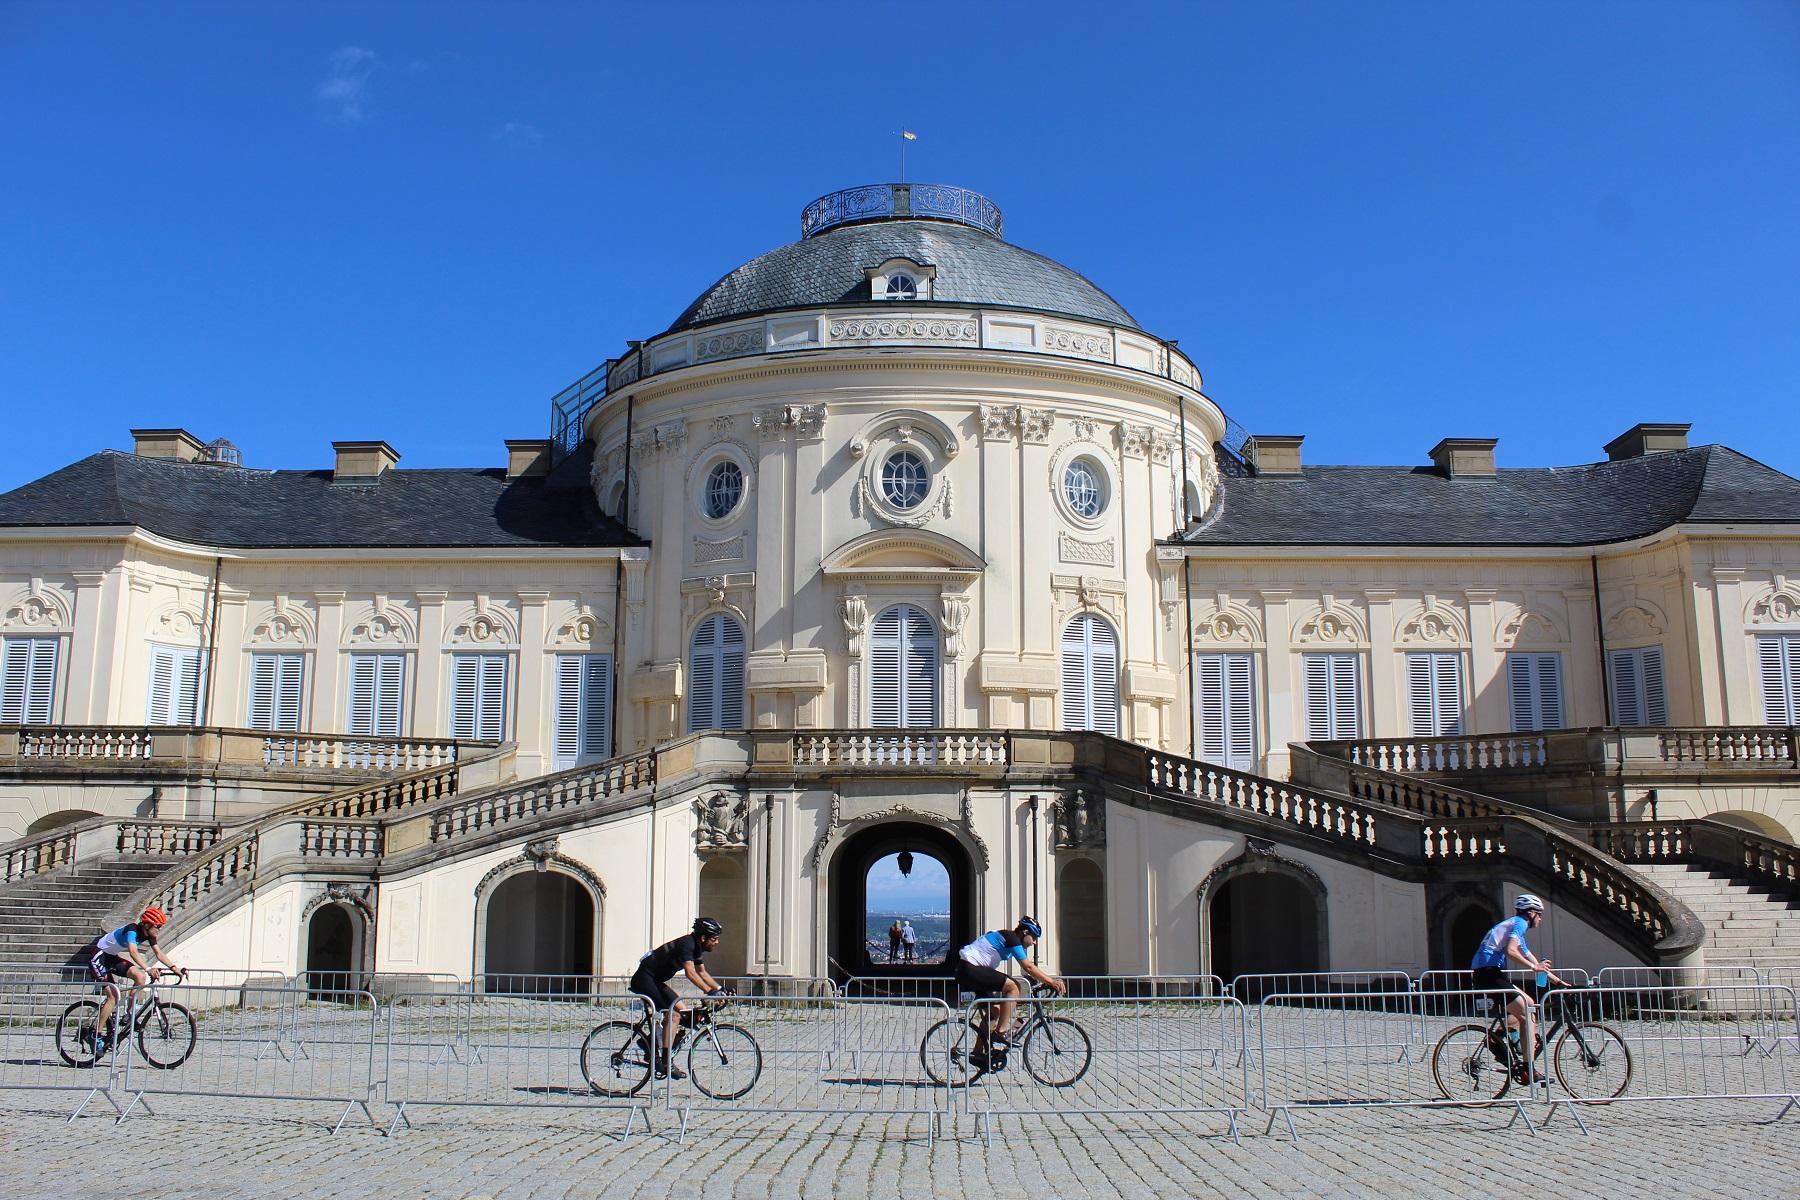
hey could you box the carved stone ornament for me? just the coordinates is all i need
[693,791,748,850]
[524,837,560,871]
[1149,431,1178,466]
[1398,604,1465,645]
[753,404,826,441]
[694,533,746,564]
[1498,609,1560,647]
[2,586,69,630]
[711,415,737,438]
[1296,604,1364,645]
[1058,532,1115,567]
[1196,835,1325,899]
[153,607,202,640]
[1022,410,1054,444]
[840,584,869,656]
[1607,603,1664,642]
[980,404,1021,441]
[940,593,970,659]
[705,575,728,607]
[1054,790,1106,849]
[1118,424,1153,460]
[1748,579,1800,626]
[808,794,991,871]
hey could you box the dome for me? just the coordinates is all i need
[666,184,1140,334]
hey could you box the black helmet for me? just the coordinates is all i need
[693,917,723,937]
[1016,915,1043,939]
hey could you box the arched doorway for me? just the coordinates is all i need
[482,869,596,995]
[697,857,748,978]
[829,821,973,984]
[1057,857,1107,977]
[1436,896,1499,972]
[1206,869,1323,989]
[305,902,360,995]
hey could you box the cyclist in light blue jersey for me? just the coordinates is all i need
[955,916,1066,1068]
[1471,893,1569,1082]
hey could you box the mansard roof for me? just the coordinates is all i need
[1176,445,1800,548]
[0,448,639,550]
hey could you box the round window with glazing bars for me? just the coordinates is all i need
[881,450,930,510]
[704,460,744,519]
[886,274,917,300]
[1063,457,1106,519]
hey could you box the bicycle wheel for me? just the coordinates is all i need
[920,1013,984,1086]
[580,1020,653,1097]
[1430,1023,1511,1102]
[1021,1016,1092,1087]
[687,1023,761,1100]
[55,1000,103,1069]
[1552,1022,1632,1102]
[136,1002,196,1069]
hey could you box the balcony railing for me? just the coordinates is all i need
[1311,726,1800,775]
[1,724,487,775]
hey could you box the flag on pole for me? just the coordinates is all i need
[901,130,918,141]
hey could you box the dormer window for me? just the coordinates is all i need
[866,256,937,302]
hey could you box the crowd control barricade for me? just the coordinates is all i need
[1415,968,1594,1019]
[961,994,1249,1146]
[1233,972,1420,1064]
[667,993,949,1144]
[1064,974,1226,1000]
[0,978,132,1119]
[1533,983,1800,1132]
[113,982,382,1132]
[383,988,656,1138]
[1258,987,1543,1139]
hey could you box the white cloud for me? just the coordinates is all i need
[497,121,544,148]
[318,47,379,123]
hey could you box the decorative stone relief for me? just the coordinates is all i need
[2,584,71,631]
[448,599,520,645]
[1070,416,1100,442]
[828,316,977,342]
[853,474,952,527]
[1294,601,1367,645]
[1497,608,1562,647]
[1041,326,1112,359]
[940,592,970,659]
[752,403,826,441]
[1149,431,1178,466]
[1196,836,1324,899]
[979,404,1021,441]
[1193,603,1264,645]
[1748,578,1800,625]
[1058,532,1116,567]
[694,328,761,362]
[1397,599,1469,646]
[150,605,203,641]
[345,598,417,645]
[1118,423,1153,460]
[711,415,738,438]
[247,598,316,645]
[693,791,748,850]
[808,794,991,871]
[1021,410,1054,444]
[840,584,868,656]
[1606,602,1665,642]
[632,419,688,458]
[549,608,609,650]
[694,533,747,564]
[1053,790,1105,849]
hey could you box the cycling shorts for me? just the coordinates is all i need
[1472,966,1524,1011]
[955,958,1011,1000]
[629,967,679,1012]
[88,949,134,984]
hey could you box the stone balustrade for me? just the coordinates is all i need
[1312,725,1800,775]
[0,723,485,775]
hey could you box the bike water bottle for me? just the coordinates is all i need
[1535,969,1549,992]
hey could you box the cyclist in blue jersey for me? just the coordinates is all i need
[955,916,1066,1068]
[85,907,186,1053]
[1471,894,1569,1082]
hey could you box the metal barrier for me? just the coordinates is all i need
[839,975,955,1003]
[1258,988,1544,1138]
[1066,974,1226,999]
[383,989,657,1137]
[0,979,131,1119]
[668,994,950,1144]
[962,994,1249,1145]
[1535,983,1800,1132]
[1415,967,1594,1018]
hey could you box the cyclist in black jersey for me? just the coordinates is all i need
[631,917,729,1079]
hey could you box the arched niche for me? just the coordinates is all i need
[472,845,605,995]
[1197,838,1328,990]
[1057,856,1107,977]
[697,856,749,978]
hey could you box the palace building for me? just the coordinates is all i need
[2,182,1797,988]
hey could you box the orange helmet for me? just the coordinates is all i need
[139,907,169,928]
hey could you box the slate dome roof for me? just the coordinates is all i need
[667,184,1140,334]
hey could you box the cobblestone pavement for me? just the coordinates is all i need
[0,1093,1795,1200]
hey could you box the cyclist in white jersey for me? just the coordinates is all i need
[955,916,1066,1067]
[87,907,186,1052]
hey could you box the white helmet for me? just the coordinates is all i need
[1515,893,1545,913]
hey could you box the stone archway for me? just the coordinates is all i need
[1198,838,1328,990]
[305,903,359,994]
[1057,856,1107,976]
[697,857,749,978]
[827,820,974,984]
[474,846,603,995]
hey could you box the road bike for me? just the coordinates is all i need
[56,968,196,1070]
[920,983,1092,1087]
[1431,983,1631,1102]
[580,995,762,1100]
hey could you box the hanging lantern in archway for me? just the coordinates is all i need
[897,848,914,879]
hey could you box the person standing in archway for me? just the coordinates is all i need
[888,918,903,964]
[901,919,917,963]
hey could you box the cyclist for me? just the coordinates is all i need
[1471,893,1570,1083]
[630,917,730,1079]
[955,916,1066,1068]
[86,907,186,1053]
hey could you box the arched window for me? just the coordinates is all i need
[869,604,938,727]
[880,451,930,510]
[885,274,917,300]
[703,460,744,520]
[1060,613,1119,736]
[687,613,746,732]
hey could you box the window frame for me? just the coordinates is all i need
[1506,651,1564,733]
[246,651,307,733]
[687,613,747,733]
[867,603,939,728]
[1060,612,1121,736]
[1301,651,1363,742]
[879,449,931,512]
[1194,651,1257,770]
[553,652,613,769]
[1607,645,1668,727]
[0,635,59,725]
[449,652,510,742]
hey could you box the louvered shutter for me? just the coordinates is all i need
[687,614,744,732]
[247,653,305,732]
[450,653,508,741]
[901,607,939,727]
[1608,647,1667,727]
[1196,652,1256,769]
[1761,635,1800,725]
[450,655,477,739]
[347,654,376,735]
[869,608,902,728]
[478,654,507,740]
[554,655,583,769]
[1060,613,1119,735]
[1407,652,1464,737]
[1507,652,1564,732]
[1,637,58,725]
[146,644,201,726]
[348,653,406,737]
[1302,652,1361,741]
[554,653,614,768]
[583,654,612,759]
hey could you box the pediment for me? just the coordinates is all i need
[821,528,985,579]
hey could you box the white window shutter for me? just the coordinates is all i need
[1407,652,1463,737]
[1196,652,1256,770]
[687,614,744,732]
[1,637,58,725]
[554,655,583,769]
[1537,653,1564,730]
[1641,647,1667,725]
[902,606,939,727]
[869,605,938,729]
[478,654,507,740]
[146,645,200,726]
[869,608,902,728]
[347,654,376,735]
[450,656,477,740]
[274,654,304,731]
[1507,652,1564,733]
[1329,653,1361,739]
[1406,653,1435,736]
[450,653,508,741]
[1061,620,1091,732]
[718,619,745,729]
[1761,635,1800,725]
[1302,654,1329,741]
[350,653,406,737]
[583,654,612,760]
[1609,647,1666,727]
[248,655,277,730]
[1224,653,1255,769]
[1089,618,1119,736]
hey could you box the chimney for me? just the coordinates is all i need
[505,438,552,479]
[1429,437,1498,478]
[1246,434,1304,476]
[131,428,206,461]
[1604,423,1691,461]
[332,440,400,483]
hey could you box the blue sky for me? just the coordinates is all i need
[3,2,1797,493]
[865,852,950,913]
